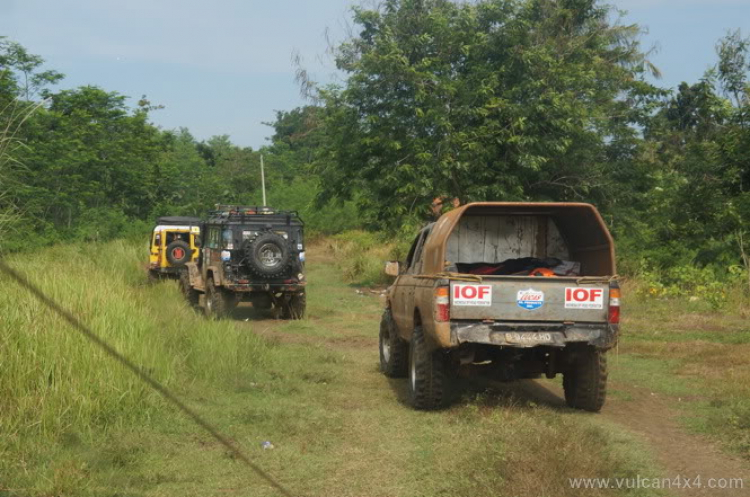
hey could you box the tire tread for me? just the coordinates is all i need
[563,347,607,412]
[409,325,446,410]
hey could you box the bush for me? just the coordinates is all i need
[324,230,394,286]
[625,260,749,310]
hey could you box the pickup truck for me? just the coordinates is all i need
[379,202,620,412]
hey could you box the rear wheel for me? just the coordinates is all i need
[408,325,447,410]
[289,293,306,319]
[280,293,306,319]
[205,279,235,319]
[379,308,408,377]
[563,347,608,412]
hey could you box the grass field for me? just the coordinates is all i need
[1,240,748,496]
[615,291,750,459]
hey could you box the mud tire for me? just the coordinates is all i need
[205,279,235,319]
[281,293,306,320]
[408,325,447,410]
[179,271,200,310]
[379,308,408,377]
[563,347,607,412]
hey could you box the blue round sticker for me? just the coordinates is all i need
[517,289,544,310]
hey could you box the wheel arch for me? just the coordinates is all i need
[415,305,443,351]
[205,266,222,286]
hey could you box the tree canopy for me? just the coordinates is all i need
[316,0,662,227]
[1,1,750,285]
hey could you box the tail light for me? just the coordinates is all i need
[435,286,450,322]
[608,284,621,325]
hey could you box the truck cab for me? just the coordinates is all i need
[379,202,619,412]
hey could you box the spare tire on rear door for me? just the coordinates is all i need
[166,240,191,265]
[244,232,291,278]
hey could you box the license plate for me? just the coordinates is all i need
[504,332,553,344]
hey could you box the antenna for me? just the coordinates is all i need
[260,154,267,206]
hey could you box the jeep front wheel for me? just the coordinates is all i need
[563,346,608,412]
[408,325,447,410]
[179,271,200,310]
[379,308,408,377]
[205,279,234,319]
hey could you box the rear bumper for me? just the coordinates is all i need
[223,283,305,293]
[451,321,618,350]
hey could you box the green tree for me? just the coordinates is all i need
[0,37,63,102]
[13,86,164,242]
[0,38,63,249]
[316,0,661,229]
[635,30,750,274]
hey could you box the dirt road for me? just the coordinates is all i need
[240,251,750,497]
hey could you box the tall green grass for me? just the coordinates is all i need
[321,230,410,286]
[0,240,271,476]
[0,237,674,496]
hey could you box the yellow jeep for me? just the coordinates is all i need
[148,216,202,281]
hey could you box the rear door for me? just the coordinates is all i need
[449,277,609,323]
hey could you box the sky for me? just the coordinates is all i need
[1,0,749,149]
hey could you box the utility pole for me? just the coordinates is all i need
[260,154,267,206]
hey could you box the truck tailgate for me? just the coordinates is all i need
[449,277,610,323]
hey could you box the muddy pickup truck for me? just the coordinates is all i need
[379,202,620,412]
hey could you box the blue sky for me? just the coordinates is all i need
[1,0,748,149]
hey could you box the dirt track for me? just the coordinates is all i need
[256,306,749,496]
[603,385,749,496]
[245,249,750,497]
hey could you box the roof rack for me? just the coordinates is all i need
[207,205,304,225]
[156,216,202,226]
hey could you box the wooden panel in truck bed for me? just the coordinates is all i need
[446,215,569,263]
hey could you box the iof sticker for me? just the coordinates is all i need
[565,287,604,309]
[453,284,492,306]
[517,288,544,310]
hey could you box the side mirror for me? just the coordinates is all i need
[385,261,400,277]
[194,238,202,248]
